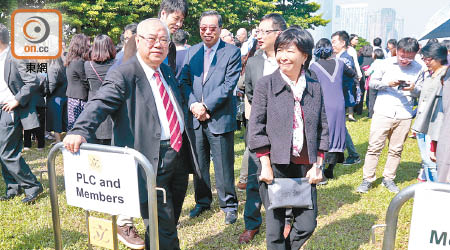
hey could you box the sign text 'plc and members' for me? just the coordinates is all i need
[63,149,141,218]
[76,173,124,204]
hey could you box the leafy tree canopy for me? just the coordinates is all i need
[2,0,330,45]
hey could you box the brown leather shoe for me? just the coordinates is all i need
[239,228,259,244]
[283,223,292,239]
[117,225,145,249]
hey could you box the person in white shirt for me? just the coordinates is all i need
[357,37,425,194]
[373,37,388,59]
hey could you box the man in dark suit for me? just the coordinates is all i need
[239,13,287,244]
[159,0,188,73]
[0,24,43,204]
[180,10,241,224]
[64,18,198,250]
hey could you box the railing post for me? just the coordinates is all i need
[47,142,159,250]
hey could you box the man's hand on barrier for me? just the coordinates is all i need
[63,134,87,153]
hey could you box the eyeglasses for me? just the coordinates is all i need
[397,54,414,62]
[200,26,218,32]
[138,35,169,47]
[255,29,279,36]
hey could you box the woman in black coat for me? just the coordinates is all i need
[248,28,329,250]
[65,33,90,130]
[84,34,116,145]
[46,56,67,143]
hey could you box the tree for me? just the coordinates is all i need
[46,0,161,44]
[276,0,329,29]
[355,36,370,52]
[38,0,329,45]
[1,0,45,26]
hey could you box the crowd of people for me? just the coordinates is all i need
[1,0,450,249]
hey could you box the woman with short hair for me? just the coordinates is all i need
[412,42,448,181]
[249,28,328,250]
[65,34,90,130]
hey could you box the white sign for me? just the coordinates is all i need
[409,187,450,249]
[62,149,141,217]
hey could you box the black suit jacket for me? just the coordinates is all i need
[66,59,89,100]
[168,41,177,73]
[3,51,40,130]
[69,55,199,202]
[244,51,265,105]
[248,69,329,165]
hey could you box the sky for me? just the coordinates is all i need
[333,0,446,39]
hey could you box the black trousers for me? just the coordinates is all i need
[243,145,263,230]
[172,134,190,224]
[24,107,45,148]
[193,124,238,212]
[140,141,188,250]
[259,163,318,250]
[0,110,42,196]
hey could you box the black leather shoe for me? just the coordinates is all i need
[22,186,43,204]
[225,211,237,225]
[0,193,18,201]
[189,205,210,218]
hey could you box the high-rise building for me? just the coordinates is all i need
[395,18,404,39]
[309,0,334,42]
[367,8,399,46]
[332,2,369,38]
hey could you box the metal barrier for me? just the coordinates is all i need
[47,142,160,250]
[370,182,450,250]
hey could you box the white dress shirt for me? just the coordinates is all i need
[136,53,184,140]
[0,47,15,104]
[370,56,425,119]
[262,51,279,76]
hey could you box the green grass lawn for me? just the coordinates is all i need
[0,112,422,249]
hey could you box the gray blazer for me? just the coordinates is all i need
[437,68,450,183]
[180,40,242,134]
[412,69,446,140]
[69,56,200,202]
[4,51,40,130]
[248,69,329,165]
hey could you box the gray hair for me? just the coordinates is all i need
[137,18,170,36]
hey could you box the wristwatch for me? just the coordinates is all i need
[314,163,324,171]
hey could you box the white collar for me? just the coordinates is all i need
[262,51,276,61]
[136,52,161,77]
[279,70,305,86]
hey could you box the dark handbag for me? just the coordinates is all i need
[267,177,313,210]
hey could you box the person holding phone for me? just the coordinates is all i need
[356,37,425,194]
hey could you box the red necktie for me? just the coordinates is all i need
[154,71,182,152]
